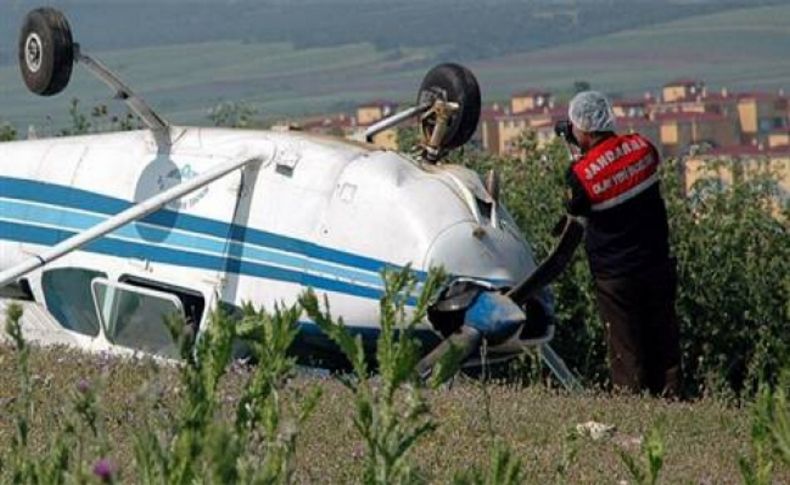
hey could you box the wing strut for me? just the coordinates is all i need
[0,156,263,288]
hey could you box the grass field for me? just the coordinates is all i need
[1,4,789,132]
[472,4,790,101]
[1,344,787,483]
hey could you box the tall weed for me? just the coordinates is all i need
[739,373,790,484]
[300,267,446,484]
[2,302,317,484]
[617,419,666,485]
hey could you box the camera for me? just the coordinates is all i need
[554,119,579,147]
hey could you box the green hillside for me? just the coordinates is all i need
[471,3,790,100]
[1,4,788,132]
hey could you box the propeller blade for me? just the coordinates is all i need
[506,215,585,305]
[416,326,481,379]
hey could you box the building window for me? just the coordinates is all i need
[758,118,784,132]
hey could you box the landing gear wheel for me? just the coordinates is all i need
[18,8,74,96]
[417,63,481,150]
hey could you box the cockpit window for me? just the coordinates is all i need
[92,279,183,358]
[42,268,105,337]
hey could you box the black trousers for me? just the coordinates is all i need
[594,259,682,396]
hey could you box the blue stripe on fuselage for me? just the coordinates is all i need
[0,198,385,288]
[0,220,389,301]
[0,176,425,280]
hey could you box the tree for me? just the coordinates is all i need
[573,80,592,94]
[207,101,258,128]
[0,122,18,142]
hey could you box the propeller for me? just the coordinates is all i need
[419,215,585,379]
[506,215,585,306]
[416,326,481,378]
[418,289,527,379]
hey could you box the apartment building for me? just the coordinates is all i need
[736,92,788,145]
[510,89,553,114]
[353,100,400,150]
[656,112,740,158]
[295,78,789,164]
[684,145,790,209]
[661,79,706,103]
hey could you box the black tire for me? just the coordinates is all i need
[18,8,74,96]
[417,63,481,150]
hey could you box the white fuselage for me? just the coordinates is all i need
[0,127,540,356]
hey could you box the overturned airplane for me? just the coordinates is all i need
[0,8,582,386]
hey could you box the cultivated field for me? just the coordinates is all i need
[1,4,789,131]
[472,4,790,100]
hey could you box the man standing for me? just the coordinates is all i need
[561,91,681,396]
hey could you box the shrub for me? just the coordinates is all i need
[207,101,258,128]
[0,122,17,142]
[448,132,789,397]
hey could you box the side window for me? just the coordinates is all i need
[91,279,184,358]
[119,276,206,327]
[42,268,106,337]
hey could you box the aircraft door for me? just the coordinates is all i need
[127,151,246,313]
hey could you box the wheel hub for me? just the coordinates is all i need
[25,33,43,73]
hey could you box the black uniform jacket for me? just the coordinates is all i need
[565,133,671,279]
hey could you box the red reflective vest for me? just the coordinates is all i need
[571,133,660,211]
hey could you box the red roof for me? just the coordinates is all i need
[702,145,790,157]
[612,98,647,108]
[736,91,786,102]
[512,88,551,98]
[480,107,504,121]
[664,78,704,88]
[700,92,735,102]
[358,99,399,109]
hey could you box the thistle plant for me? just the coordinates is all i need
[133,304,319,484]
[300,266,447,485]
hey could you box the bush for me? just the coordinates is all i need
[0,122,17,142]
[451,132,789,397]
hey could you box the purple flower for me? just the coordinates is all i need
[351,443,365,459]
[92,458,117,482]
[76,379,91,394]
